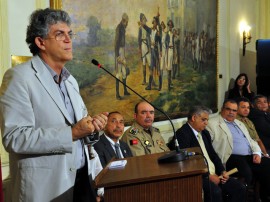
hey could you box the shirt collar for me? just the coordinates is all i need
[104,133,120,146]
[187,122,200,138]
[236,114,246,122]
[223,118,234,123]
[223,118,238,127]
[39,55,71,83]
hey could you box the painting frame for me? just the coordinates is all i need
[50,0,218,125]
[11,55,32,67]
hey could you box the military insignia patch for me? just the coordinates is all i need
[130,127,138,135]
[130,139,138,145]
[144,140,152,147]
[156,140,164,146]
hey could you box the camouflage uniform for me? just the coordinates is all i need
[121,122,169,156]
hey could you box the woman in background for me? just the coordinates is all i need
[228,73,255,101]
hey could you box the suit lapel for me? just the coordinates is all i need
[31,56,73,124]
[265,112,270,122]
[65,79,84,122]
[236,120,249,139]
[100,135,117,157]
[185,123,200,147]
[218,116,233,149]
[120,143,129,157]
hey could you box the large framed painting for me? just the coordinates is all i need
[50,0,218,124]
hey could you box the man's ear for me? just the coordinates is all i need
[133,113,137,120]
[191,115,196,122]
[34,37,46,50]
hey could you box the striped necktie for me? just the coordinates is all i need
[114,143,122,159]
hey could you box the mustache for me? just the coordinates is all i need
[113,129,123,133]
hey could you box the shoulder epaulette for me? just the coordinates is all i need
[153,127,160,132]
[129,127,138,135]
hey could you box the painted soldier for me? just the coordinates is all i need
[141,15,161,90]
[138,13,151,85]
[159,21,167,91]
[115,13,130,100]
[165,19,175,90]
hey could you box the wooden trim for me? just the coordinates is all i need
[50,0,62,9]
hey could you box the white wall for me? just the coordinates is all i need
[8,0,50,56]
[8,0,35,56]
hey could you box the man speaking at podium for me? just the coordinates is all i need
[169,106,246,202]
[0,8,107,202]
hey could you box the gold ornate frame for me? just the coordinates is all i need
[11,55,32,67]
[50,0,62,9]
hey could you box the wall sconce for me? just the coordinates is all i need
[242,26,252,56]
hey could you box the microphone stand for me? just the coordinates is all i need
[92,59,187,163]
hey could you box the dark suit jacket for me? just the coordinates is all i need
[171,123,225,175]
[249,108,270,150]
[94,134,133,167]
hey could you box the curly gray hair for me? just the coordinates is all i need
[26,8,71,55]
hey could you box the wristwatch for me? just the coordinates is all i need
[264,153,269,157]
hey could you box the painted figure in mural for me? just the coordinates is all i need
[198,30,205,72]
[183,30,188,61]
[188,32,193,61]
[195,32,200,70]
[176,28,181,77]
[165,19,175,91]
[138,13,151,85]
[191,33,197,69]
[172,28,180,79]
[159,21,167,91]
[115,13,130,100]
[141,12,161,91]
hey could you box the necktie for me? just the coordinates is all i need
[197,133,216,175]
[114,143,122,159]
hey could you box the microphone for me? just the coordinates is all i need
[91,59,187,163]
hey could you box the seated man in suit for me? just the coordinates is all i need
[248,94,270,151]
[207,99,270,201]
[94,112,133,167]
[121,101,170,156]
[236,97,269,157]
[171,106,246,202]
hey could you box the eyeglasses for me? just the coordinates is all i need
[45,31,76,41]
[224,107,237,112]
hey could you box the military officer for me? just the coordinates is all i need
[121,101,169,156]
